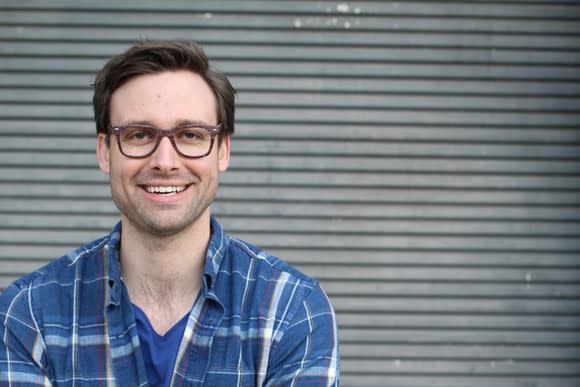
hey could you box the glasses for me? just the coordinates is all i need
[109,123,222,159]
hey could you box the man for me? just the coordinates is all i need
[0,40,339,386]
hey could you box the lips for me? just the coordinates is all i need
[143,185,187,195]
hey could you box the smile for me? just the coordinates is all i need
[144,185,187,195]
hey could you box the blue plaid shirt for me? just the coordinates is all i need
[0,218,339,386]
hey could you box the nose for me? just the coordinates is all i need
[149,137,181,172]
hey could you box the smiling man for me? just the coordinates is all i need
[0,40,339,386]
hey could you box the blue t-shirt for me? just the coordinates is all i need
[133,305,189,387]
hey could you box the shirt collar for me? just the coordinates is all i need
[105,221,123,307]
[203,216,228,293]
[105,218,228,305]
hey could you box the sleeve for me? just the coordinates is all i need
[265,283,340,386]
[0,284,52,386]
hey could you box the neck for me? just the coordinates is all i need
[119,216,210,334]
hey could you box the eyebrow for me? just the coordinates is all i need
[120,119,214,128]
[177,119,213,127]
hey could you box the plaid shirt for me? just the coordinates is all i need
[0,218,339,386]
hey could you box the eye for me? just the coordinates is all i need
[123,127,155,142]
[177,127,208,142]
[182,131,200,140]
[132,132,148,140]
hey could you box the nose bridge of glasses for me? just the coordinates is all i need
[156,130,180,154]
[146,134,181,165]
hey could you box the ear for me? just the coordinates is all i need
[218,135,231,172]
[96,134,111,174]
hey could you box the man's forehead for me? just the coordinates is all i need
[109,71,218,124]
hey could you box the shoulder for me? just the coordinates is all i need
[227,236,316,282]
[208,217,317,293]
[225,235,320,290]
[0,234,110,316]
[218,235,333,321]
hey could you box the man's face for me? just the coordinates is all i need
[97,70,230,237]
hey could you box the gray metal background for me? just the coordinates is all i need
[1,1,579,386]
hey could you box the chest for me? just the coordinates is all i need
[42,296,277,386]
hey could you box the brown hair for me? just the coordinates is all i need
[92,40,236,138]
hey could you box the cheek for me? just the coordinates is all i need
[108,156,137,186]
[108,165,124,192]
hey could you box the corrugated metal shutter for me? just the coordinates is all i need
[1,1,579,386]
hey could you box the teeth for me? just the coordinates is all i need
[145,186,186,194]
